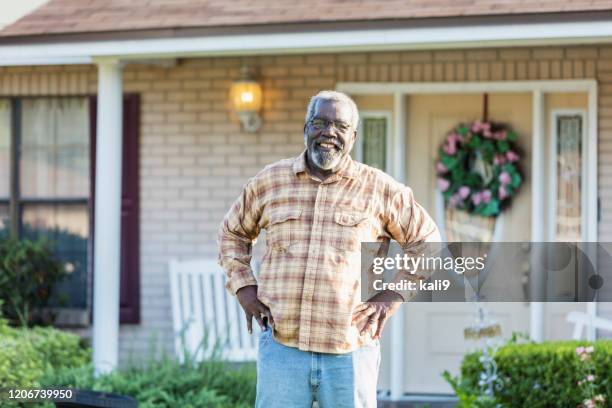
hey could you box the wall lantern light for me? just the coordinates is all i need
[230,66,262,132]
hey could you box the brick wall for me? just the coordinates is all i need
[1,44,611,361]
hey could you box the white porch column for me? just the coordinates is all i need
[530,90,545,343]
[389,92,406,400]
[93,59,124,374]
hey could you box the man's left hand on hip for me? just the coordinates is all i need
[351,290,403,340]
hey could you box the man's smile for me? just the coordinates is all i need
[315,139,343,151]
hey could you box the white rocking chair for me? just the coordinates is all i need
[566,311,612,340]
[169,258,259,362]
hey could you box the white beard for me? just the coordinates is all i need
[304,135,343,170]
[311,148,342,170]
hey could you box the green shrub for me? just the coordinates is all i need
[0,317,90,389]
[0,307,255,407]
[0,237,66,326]
[453,340,612,408]
[40,357,257,408]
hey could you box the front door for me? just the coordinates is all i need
[403,93,533,394]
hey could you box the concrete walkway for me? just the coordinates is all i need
[313,398,458,407]
[378,401,457,408]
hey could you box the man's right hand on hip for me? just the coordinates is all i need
[236,285,274,334]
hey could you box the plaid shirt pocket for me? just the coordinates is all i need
[332,210,370,252]
[267,207,302,251]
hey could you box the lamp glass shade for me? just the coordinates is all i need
[230,80,262,112]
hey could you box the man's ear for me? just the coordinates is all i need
[346,129,358,153]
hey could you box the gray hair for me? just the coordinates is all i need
[305,90,359,130]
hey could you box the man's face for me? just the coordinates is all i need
[304,100,357,170]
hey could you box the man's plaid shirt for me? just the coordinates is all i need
[218,150,440,353]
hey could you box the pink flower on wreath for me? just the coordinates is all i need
[436,162,448,174]
[443,133,462,155]
[499,171,511,185]
[438,178,450,192]
[482,123,493,138]
[471,120,483,133]
[499,186,508,200]
[576,346,585,355]
[587,374,595,382]
[458,186,471,199]
[472,192,482,206]
[493,130,507,140]
[493,154,507,166]
[447,133,461,144]
[443,141,457,155]
[481,189,492,203]
[506,150,520,162]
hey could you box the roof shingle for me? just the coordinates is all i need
[2,0,612,37]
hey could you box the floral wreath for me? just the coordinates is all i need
[436,120,523,217]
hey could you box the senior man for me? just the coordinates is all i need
[218,90,440,408]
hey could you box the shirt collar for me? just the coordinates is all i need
[293,149,358,180]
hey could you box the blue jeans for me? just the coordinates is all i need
[255,328,381,408]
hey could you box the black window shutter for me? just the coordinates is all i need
[89,94,141,324]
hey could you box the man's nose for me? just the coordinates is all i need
[321,127,339,138]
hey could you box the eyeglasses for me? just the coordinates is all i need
[309,118,352,133]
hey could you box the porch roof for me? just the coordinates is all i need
[2,0,612,39]
[0,1,612,66]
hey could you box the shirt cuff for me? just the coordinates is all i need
[388,272,420,302]
[387,288,408,302]
[226,269,258,296]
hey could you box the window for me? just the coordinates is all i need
[550,111,585,242]
[547,110,586,300]
[0,95,140,325]
[354,111,391,172]
[21,98,90,312]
